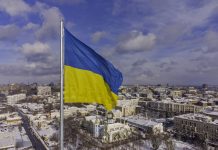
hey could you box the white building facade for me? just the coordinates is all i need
[37,86,51,96]
[7,93,26,105]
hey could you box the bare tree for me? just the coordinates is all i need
[18,125,24,144]
[36,122,41,130]
[64,117,80,145]
[50,133,58,142]
[18,125,22,132]
[44,103,53,119]
[162,133,175,150]
[150,134,162,150]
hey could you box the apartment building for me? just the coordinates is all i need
[120,116,163,135]
[103,123,132,143]
[116,99,139,117]
[170,90,182,99]
[174,113,218,148]
[142,101,202,113]
[7,93,26,105]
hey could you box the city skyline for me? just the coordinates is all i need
[1,83,218,149]
[0,0,218,85]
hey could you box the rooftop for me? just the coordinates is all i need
[175,113,212,122]
[0,126,32,149]
[122,116,161,127]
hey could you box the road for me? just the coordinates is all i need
[16,108,47,150]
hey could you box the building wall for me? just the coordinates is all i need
[103,123,132,143]
[7,93,26,105]
[174,115,218,142]
[6,119,22,126]
[142,101,202,113]
[116,99,139,117]
[170,90,182,98]
[37,86,51,96]
[126,120,163,135]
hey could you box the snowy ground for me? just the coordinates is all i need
[15,126,33,149]
[108,139,198,150]
[65,138,198,150]
[0,126,32,150]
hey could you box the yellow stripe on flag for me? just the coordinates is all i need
[64,65,118,110]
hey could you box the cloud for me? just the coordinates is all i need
[204,30,218,53]
[0,63,59,77]
[0,64,28,76]
[132,59,147,67]
[43,0,85,5]
[111,0,218,48]
[35,2,63,41]
[186,49,218,74]
[91,31,107,43]
[124,59,157,84]
[157,60,177,69]
[8,41,60,80]
[19,41,57,65]
[65,21,75,31]
[0,0,64,41]
[0,1,64,84]
[108,0,218,84]
[0,24,20,41]
[1,0,218,85]
[0,0,31,16]
[20,42,50,55]
[117,31,156,53]
[23,22,39,30]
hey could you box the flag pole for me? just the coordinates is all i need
[60,20,64,150]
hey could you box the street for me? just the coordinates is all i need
[16,108,47,150]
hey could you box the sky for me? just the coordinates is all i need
[0,0,218,85]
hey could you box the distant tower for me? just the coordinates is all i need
[202,84,208,90]
[94,118,100,138]
[145,112,148,119]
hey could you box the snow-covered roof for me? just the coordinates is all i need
[0,132,15,149]
[7,116,21,121]
[203,110,218,117]
[117,99,139,107]
[175,113,212,122]
[213,120,218,125]
[112,109,121,114]
[85,115,103,122]
[122,116,162,127]
[0,126,32,149]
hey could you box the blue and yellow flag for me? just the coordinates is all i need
[64,28,123,110]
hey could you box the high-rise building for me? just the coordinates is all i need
[37,86,51,96]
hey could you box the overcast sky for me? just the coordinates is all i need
[0,0,218,85]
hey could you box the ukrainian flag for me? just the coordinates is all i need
[64,28,123,110]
